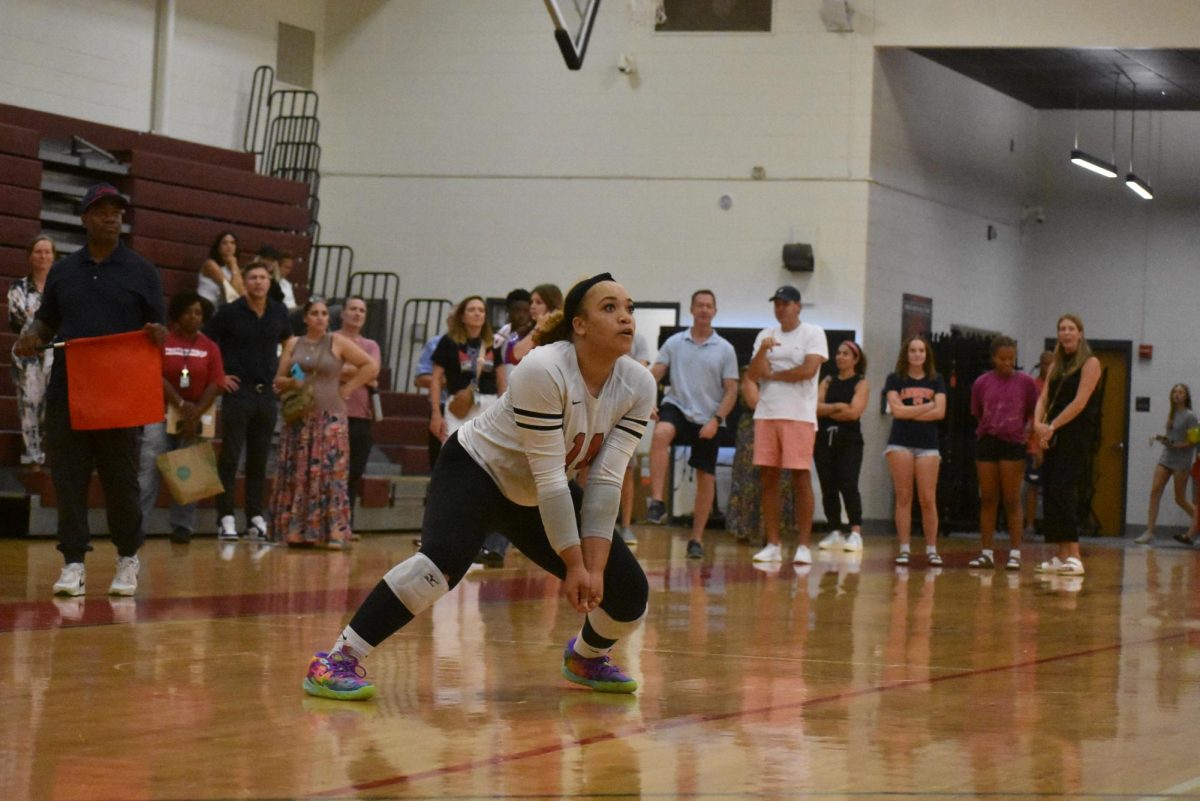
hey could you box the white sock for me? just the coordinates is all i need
[926,544,938,555]
[332,626,374,660]
[981,548,994,560]
[899,543,911,555]
[250,515,268,532]
[572,632,610,660]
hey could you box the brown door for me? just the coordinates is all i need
[1090,345,1131,536]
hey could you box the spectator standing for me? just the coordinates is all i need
[197,231,243,308]
[1033,313,1102,576]
[414,312,453,469]
[429,296,507,442]
[271,299,378,547]
[495,288,533,373]
[884,335,946,568]
[814,340,870,553]
[203,261,293,542]
[646,290,738,560]
[1137,384,1197,545]
[274,251,299,311]
[137,291,224,544]
[508,283,563,365]
[16,183,166,597]
[337,296,382,517]
[746,286,828,565]
[967,336,1039,570]
[8,235,56,466]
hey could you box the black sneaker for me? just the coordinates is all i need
[686,540,704,559]
[646,500,667,525]
[170,526,192,544]
[479,547,505,568]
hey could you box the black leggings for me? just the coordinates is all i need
[813,430,864,527]
[349,434,648,646]
[1041,431,1089,544]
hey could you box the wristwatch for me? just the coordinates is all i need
[714,415,726,426]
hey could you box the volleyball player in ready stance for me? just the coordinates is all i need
[303,274,656,700]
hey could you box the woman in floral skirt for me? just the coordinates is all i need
[271,299,379,547]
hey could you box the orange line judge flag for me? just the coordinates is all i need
[65,330,164,430]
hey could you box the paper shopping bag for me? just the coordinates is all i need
[155,442,224,505]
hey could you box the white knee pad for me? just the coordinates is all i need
[382,553,449,616]
[587,605,646,641]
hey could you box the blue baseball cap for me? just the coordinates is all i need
[768,285,801,303]
[79,183,130,214]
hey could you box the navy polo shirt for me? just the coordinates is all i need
[36,241,165,402]
[203,296,293,387]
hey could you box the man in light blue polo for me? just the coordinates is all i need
[647,289,739,559]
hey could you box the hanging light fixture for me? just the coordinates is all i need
[1070,77,1119,178]
[1124,79,1154,200]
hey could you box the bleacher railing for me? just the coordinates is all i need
[309,244,353,301]
[398,298,454,392]
[347,272,401,389]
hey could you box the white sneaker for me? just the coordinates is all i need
[1058,556,1085,576]
[843,531,864,552]
[792,544,813,564]
[1134,530,1154,545]
[817,531,844,550]
[218,515,239,541]
[1035,557,1063,574]
[53,563,86,596]
[246,515,269,541]
[108,555,139,596]
[752,543,783,562]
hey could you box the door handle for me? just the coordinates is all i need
[1114,442,1125,451]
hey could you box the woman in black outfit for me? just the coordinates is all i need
[814,341,869,552]
[1034,313,1102,577]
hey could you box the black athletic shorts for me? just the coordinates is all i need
[976,434,1027,463]
[658,402,720,474]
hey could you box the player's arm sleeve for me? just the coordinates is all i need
[579,370,655,540]
[510,357,579,554]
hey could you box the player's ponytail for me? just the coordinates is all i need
[534,309,569,344]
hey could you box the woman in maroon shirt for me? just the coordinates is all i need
[137,291,225,543]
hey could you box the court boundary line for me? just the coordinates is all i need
[309,630,1188,799]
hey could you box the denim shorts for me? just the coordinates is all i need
[884,444,940,459]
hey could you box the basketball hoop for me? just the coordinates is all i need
[628,0,666,26]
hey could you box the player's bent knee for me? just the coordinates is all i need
[588,605,646,640]
[382,553,449,616]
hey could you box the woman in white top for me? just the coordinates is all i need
[303,274,656,702]
[197,231,244,308]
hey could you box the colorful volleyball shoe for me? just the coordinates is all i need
[303,651,376,701]
[561,637,638,694]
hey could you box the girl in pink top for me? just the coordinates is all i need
[968,336,1040,570]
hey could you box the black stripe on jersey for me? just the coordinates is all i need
[614,424,642,438]
[513,407,563,420]
[621,416,649,426]
[517,422,563,431]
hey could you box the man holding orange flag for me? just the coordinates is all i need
[16,183,166,598]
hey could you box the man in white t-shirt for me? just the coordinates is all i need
[745,285,828,566]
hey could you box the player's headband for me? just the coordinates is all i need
[563,272,616,323]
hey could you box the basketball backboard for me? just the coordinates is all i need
[543,0,601,70]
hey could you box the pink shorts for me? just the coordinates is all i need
[753,419,816,470]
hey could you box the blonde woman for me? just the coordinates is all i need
[1033,314,1102,576]
[429,296,507,442]
[1138,384,1197,544]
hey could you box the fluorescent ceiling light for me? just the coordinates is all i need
[1070,149,1118,178]
[1125,173,1154,200]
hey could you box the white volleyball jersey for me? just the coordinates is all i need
[457,341,655,508]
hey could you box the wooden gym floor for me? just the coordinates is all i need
[2,527,1200,801]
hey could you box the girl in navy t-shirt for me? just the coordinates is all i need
[884,335,946,567]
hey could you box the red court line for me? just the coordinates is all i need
[0,562,777,633]
[308,630,1188,798]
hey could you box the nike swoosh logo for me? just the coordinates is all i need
[571,400,582,405]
